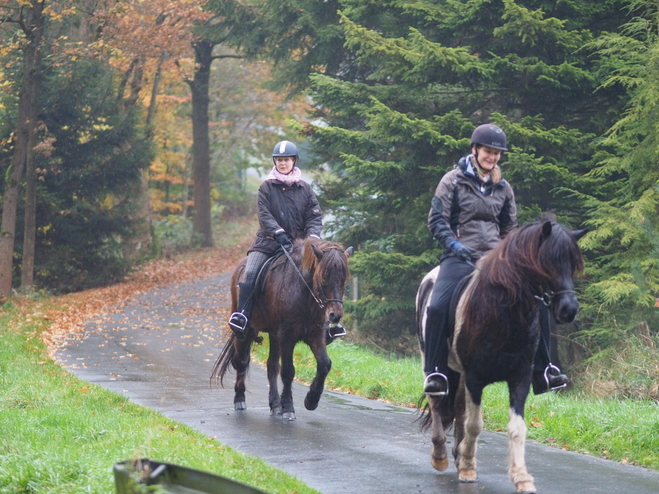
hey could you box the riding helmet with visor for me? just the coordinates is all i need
[470,124,507,151]
[272,140,299,165]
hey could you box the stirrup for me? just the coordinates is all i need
[228,312,248,335]
[533,364,567,395]
[544,364,568,391]
[327,323,347,339]
[424,372,449,396]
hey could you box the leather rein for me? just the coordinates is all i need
[279,246,344,310]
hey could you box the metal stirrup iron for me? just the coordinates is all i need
[327,323,347,339]
[544,363,567,391]
[424,371,449,397]
[228,312,248,332]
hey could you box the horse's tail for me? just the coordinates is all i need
[415,372,458,432]
[210,333,237,388]
[416,396,433,431]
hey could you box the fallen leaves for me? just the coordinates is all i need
[30,237,251,361]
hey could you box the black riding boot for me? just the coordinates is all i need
[423,305,450,396]
[532,304,568,395]
[228,282,254,341]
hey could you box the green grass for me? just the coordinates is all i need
[253,336,659,471]
[0,308,319,494]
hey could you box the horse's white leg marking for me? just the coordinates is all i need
[458,389,482,482]
[507,409,536,493]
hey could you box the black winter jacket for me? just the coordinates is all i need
[428,155,517,259]
[249,178,323,255]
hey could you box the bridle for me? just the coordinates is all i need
[317,287,344,310]
[279,245,345,310]
[534,289,576,307]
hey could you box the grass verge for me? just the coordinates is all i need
[0,305,318,494]
[252,336,659,471]
[0,215,317,494]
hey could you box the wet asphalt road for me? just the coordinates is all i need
[55,272,659,494]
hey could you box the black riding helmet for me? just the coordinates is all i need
[470,124,507,151]
[272,140,299,165]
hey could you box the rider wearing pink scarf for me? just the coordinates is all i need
[228,141,323,340]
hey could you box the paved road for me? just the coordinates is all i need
[55,272,659,494]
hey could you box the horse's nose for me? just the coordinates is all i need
[556,297,580,323]
[328,307,343,324]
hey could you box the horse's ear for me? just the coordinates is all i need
[312,244,324,260]
[541,221,553,239]
[345,246,354,257]
[572,228,588,241]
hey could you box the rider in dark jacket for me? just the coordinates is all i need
[423,124,568,396]
[228,141,323,340]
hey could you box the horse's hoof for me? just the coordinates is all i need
[458,470,478,483]
[282,412,296,421]
[304,395,319,411]
[431,457,449,472]
[270,406,282,416]
[515,481,536,493]
[234,401,246,411]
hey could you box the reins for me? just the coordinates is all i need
[279,245,345,310]
[533,288,576,366]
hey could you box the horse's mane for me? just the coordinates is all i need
[301,237,350,291]
[461,221,584,351]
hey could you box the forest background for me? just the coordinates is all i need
[2,0,659,401]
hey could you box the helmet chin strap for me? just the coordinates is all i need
[471,150,490,177]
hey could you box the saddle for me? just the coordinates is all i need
[253,249,286,296]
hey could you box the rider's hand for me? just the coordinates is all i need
[275,232,292,248]
[450,241,475,262]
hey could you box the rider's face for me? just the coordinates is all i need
[274,156,296,175]
[473,145,502,171]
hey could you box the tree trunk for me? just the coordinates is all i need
[0,1,45,297]
[187,39,214,247]
[20,120,38,290]
[182,153,191,218]
[127,53,170,260]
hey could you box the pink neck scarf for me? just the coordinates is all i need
[267,165,302,186]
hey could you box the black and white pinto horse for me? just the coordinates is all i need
[416,220,585,493]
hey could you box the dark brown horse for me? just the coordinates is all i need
[416,220,585,493]
[211,237,351,421]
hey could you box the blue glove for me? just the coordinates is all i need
[275,232,292,248]
[450,241,475,262]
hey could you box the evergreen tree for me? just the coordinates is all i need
[15,58,153,292]
[289,0,632,345]
[577,0,659,345]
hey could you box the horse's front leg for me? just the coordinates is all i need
[231,338,252,411]
[507,381,536,493]
[303,337,331,411]
[456,381,483,483]
[266,332,282,416]
[428,395,449,471]
[279,339,296,421]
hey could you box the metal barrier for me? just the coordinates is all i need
[113,459,269,494]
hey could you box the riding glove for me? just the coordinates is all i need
[275,231,292,248]
[450,241,475,262]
